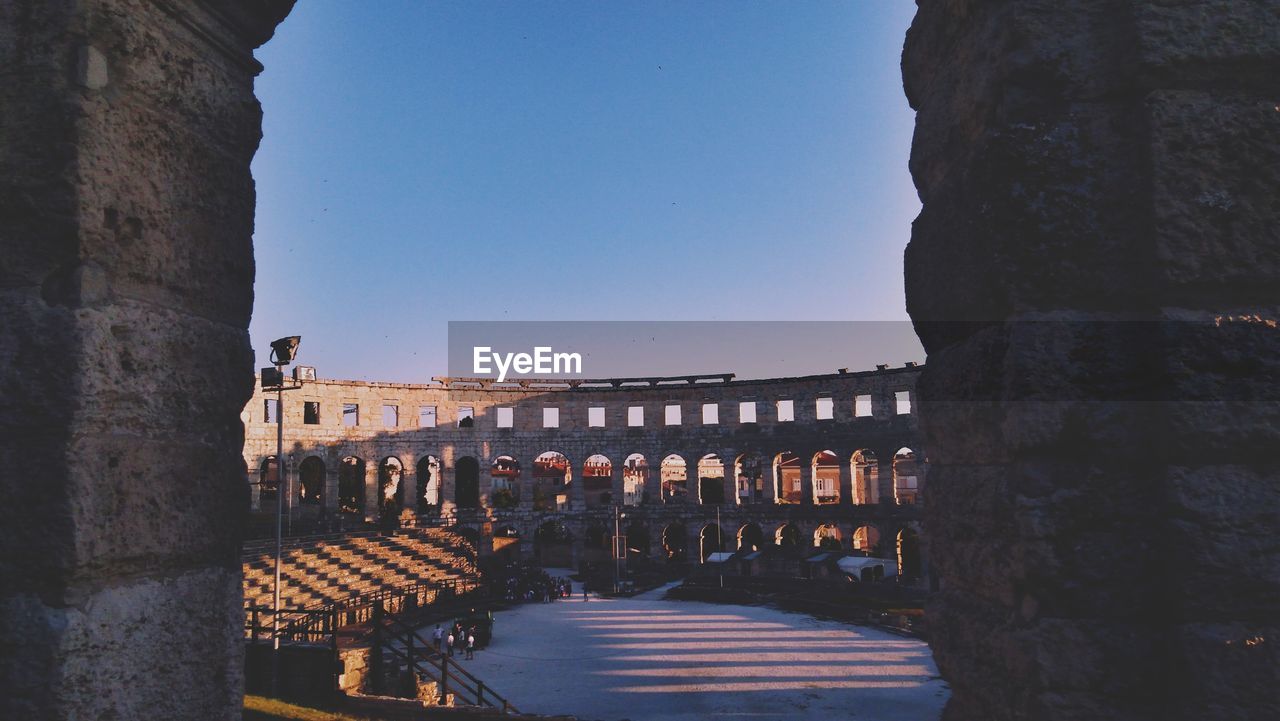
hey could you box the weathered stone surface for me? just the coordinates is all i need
[0,0,291,718]
[904,1,1280,719]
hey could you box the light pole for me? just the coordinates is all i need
[264,335,301,697]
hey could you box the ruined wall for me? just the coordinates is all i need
[242,367,925,562]
[903,2,1279,720]
[0,1,291,718]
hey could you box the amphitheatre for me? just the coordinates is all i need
[2,2,1275,721]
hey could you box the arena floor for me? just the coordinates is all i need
[453,576,948,721]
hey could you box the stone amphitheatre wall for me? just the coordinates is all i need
[0,1,293,718]
[243,366,927,563]
[904,2,1279,720]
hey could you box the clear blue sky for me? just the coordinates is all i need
[249,1,922,382]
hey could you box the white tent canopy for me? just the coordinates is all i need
[837,556,898,580]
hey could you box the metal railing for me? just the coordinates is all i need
[369,604,519,714]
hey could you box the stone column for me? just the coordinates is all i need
[363,462,380,523]
[903,3,1279,720]
[0,2,293,718]
[325,457,340,515]
[837,460,853,506]
[877,456,894,507]
[799,461,814,506]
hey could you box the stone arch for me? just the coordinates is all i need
[773,451,801,504]
[851,449,879,505]
[775,522,801,550]
[258,456,284,503]
[853,524,883,557]
[622,453,646,506]
[455,456,480,510]
[625,519,649,560]
[812,450,840,504]
[534,519,574,567]
[417,455,441,515]
[532,451,572,511]
[662,522,687,563]
[378,456,404,516]
[814,523,842,550]
[490,455,520,509]
[660,453,688,502]
[582,454,613,508]
[338,456,365,515]
[897,526,922,579]
[733,452,765,505]
[893,447,919,505]
[699,524,725,561]
[298,455,324,505]
[697,453,725,505]
[737,522,764,552]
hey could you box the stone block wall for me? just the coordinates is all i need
[903,2,1279,720]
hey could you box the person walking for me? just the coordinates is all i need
[582,585,588,602]
[446,631,455,657]
[432,624,443,652]
[465,633,475,660]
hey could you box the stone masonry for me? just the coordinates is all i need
[0,1,292,719]
[904,2,1279,720]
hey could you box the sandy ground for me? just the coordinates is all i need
[448,575,948,721]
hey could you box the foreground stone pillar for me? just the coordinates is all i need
[903,3,1278,720]
[0,1,291,718]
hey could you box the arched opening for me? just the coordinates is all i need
[774,451,801,503]
[852,450,879,505]
[737,522,764,552]
[417,455,440,515]
[697,454,725,505]
[490,455,520,509]
[775,522,801,550]
[733,453,764,505]
[812,450,840,504]
[378,457,404,524]
[583,454,613,508]
[455,456,480,510]
[493,525,521,563]
[535,519,574,567]
[661,522,687,563]
[532,451,571,511]
[898,527,922,579]
[625,520,649,561]
[622,453,646,506]
[583,522,608,566]
[298,456,324,505]
[853,525,882,556]
[893,448,919,505]
[660,454,688,502]
[814,523,842,550]
[338,456,365,516]
[699,524,724,561]
[258,456,282,504]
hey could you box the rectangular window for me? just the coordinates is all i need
[627,406,644,427]
[777,399,795,422]
[665,404,681,426]
[342,402,358,427]
[303,401,320,425]
[264,398,279,424]
[739,401,757,423]
[496,407,514,428]
[895,390,912,415]
[702,403,718,424]
[419,405,437,427]
[588,406,606,427]
[854,394,872,417]
[382,404,398,428]
[543,407,559,428]
[457,406,475,427]
[816,397,834,420]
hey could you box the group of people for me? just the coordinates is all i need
[498,563,574,604]
[432,621,477,660]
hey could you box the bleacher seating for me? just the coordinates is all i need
[242,527,478,610]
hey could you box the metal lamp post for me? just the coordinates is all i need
[264,335,301,697]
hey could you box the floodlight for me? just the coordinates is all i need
[270,336,301,366]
